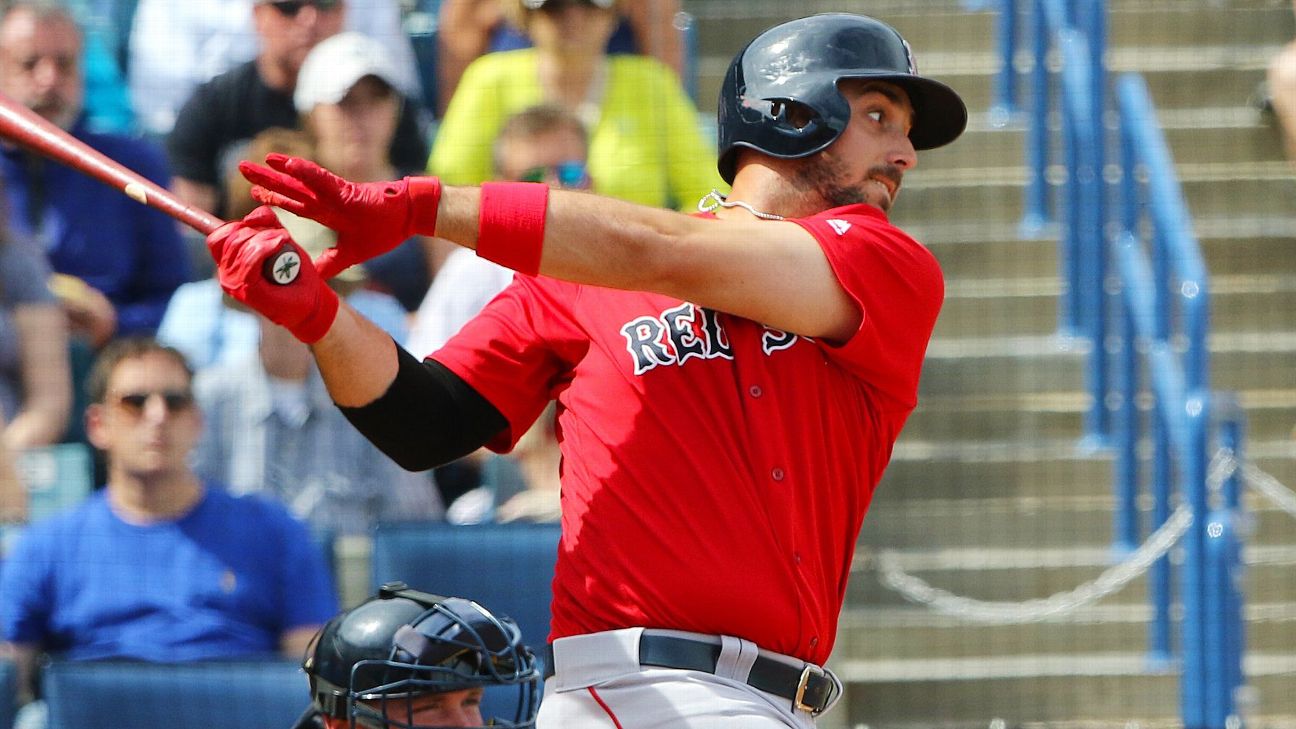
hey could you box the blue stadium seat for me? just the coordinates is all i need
[370,522,560,657]
[18,443,94,522]
[0,659,15,729]
[43,660,308,729]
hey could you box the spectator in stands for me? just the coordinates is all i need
[158,127,408,370]
[292,31,432,311]
[409,103,588,358]
[0,218,70,452]
[0,337,337,712]
[429,0,721,211]
[435,0,683,117]
[191,211,442,538]
[129,0,418,138]
[0,3,191,342]
[409,103,588,356]
[59,0,134,135]
[412,105,580,525]
[0,411,24,525]
[165,0,428,221]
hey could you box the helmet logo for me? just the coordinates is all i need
[757,46,810,87]
[902,39,917,74]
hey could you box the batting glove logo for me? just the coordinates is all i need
[266,248,302,285]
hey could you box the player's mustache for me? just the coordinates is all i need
[867,164,904,193]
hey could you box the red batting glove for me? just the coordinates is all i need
[239,153,443,280]
[206,206,340,344]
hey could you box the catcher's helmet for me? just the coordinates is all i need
[305,582,541,728]
[716,13,967,184]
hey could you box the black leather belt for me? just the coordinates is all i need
[540,634,837,715]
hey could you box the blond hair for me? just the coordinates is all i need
[498,0,620,34]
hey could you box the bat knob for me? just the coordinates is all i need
[262,241,304,285]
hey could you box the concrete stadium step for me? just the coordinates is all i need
[834,603,1296,660]
[1203,233,1296,277]
[922,113,1284,170]
[830,657,1296,726]
[877,437,1296,500]
[877,438,1113,500]
[695,48,1273,116]
[842,547,1296,606]
[900,392,1084,440]
[936,273,1296,339]
[895,164,1296,227]
[897,216,1296,269]
[904,388,1296,442]
[686,0,1293,63]
[917,333,1296,395]
[922,230,1294,282]
[859,497,1296,549]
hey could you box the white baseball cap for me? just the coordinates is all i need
[294,32,401,113]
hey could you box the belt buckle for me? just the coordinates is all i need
[793,663,825,714]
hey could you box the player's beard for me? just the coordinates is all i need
[795,156,902,212]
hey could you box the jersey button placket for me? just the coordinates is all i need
[771,467,785,482]
[749,384,763,398]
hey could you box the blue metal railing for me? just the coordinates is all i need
[1015,0,1111,441]
[991,1,1249,725]
[1115,77,1248,725]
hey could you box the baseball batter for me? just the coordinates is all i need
[207,13,966,728]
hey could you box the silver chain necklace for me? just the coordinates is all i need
[697,190,785,221]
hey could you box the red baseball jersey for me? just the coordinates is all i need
[432,203,943,665]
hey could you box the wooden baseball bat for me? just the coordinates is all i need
[0,91,224,235]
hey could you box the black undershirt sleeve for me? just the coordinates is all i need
[336,343,509,473]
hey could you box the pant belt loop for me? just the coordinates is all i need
[713,635,759,684]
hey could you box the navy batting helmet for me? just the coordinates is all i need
[716,13,967,184]
[304,582,541,728]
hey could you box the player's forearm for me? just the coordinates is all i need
[310,301,507,471]
[432,185,860,341]
[309,302,400,408]
[435,185,693,293]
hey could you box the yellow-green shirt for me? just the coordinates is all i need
[430,49,726,211]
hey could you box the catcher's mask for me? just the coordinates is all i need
[304,581,541,728]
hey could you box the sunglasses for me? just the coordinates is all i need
[113,390,196,414]
[517,161,589,189]
[267,0,341,17]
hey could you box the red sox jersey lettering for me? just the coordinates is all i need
[619,304,809,375]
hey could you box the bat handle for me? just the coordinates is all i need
[260,241,305,285]
[178,208,224,237]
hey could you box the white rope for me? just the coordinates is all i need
[876,504,1192,623]
[1243,461,1296,520]
[875,447,1295,623]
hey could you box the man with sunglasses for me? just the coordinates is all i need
[209,12,966,728]
[163,0,427,225]
[0,337,337,719]
[130,0,418,138]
